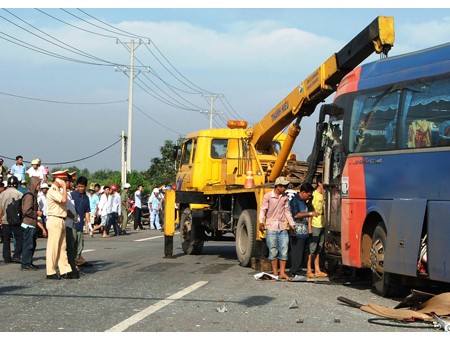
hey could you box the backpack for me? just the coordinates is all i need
[6,192,31,226]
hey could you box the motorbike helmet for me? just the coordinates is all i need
[7,176,19,188]
[110,184,118,191]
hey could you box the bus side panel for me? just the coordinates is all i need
[383,199,426,276]
[341,156,366,267]
[428,201,450,283]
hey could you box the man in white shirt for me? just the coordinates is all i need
[109,185,122,236]
[26,159,46,182]
[98,186,112,238]
[133,184,143,230]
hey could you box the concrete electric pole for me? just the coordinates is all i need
[201,94,224,129]
[116,38,150,172]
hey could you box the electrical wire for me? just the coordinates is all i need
[0,29,113,66]
[0,137,122,166]
[0,90,127,105]
[76,8,148,39]
[132,104,184,135]
[36,8,118,39]
[134,77,197,111]
[2,9,117,66]
[132,54,204,111]
[2,8,242,132]
[220,95,244,120]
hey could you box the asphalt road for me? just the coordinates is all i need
[0,227,444,334]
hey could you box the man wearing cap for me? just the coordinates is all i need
[26,159,46,182]
[120,183,130,235]
[45,170,76,280]
[258,176,296,281]
[149,188,162,230]
[36,159,48,183]
[9,155,26,182]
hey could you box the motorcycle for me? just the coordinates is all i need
[126,198,149,225]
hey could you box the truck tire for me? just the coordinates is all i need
[235,209,257,267]
[180,208,204,255]
[370,222,404,297]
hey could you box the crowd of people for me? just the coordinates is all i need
[0,155,326,281]
[0,155,168,280]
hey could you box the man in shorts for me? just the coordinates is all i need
[258,176,296,280]
[307,175,327,277]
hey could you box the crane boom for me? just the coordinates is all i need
[247,16,395,181]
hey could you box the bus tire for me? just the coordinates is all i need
[180,208,204,255]
[235,209,257,267]
[370,223,403,297]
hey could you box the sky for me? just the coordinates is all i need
[1,3,449,173]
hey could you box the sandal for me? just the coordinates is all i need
[316,272,328,277]
[306,272,316,278]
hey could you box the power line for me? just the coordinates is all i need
[2,8,243,130]
[2,9,115,65]
[0,90,127,105]
[0,137,122,166]
[0,29,112,66]
[77,8,148,39]
[132,104,184,135]
[134,77,197,111]
[36,8,118,39]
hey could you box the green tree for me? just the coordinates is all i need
[146,139,178,187]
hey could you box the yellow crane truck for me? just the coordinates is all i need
[169,16,395,267]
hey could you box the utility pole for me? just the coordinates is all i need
[201,94,224,129]
[116,38,150,172]
[121,130,127,187]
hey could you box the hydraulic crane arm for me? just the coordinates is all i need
[246,16,395,181]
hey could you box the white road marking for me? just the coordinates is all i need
[105,280,209,332]
[134,231,179,242]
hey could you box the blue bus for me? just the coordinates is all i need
[320,42,450,296]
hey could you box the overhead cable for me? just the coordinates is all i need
[0,137,122,165]
[0,90,127,105]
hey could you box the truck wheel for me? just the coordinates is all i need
[235,209,257,267]
[370,223,403,297]
[180,208,204,255]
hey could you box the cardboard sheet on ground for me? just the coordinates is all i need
[338,292,450,322]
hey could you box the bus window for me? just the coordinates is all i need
[402,77,450,149]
